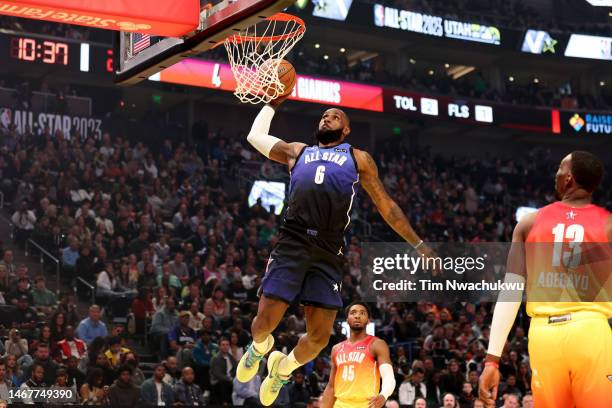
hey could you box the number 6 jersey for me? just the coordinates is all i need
[283,142,359,246]
[525,201,611,317]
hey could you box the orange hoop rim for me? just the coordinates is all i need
[225,13,305,44]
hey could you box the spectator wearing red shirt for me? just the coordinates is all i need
[57,326,87,361]
[131,287,154,333]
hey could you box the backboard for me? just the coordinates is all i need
[115,0,295,85]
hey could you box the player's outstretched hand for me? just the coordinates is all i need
[478,365,500,408]
[267,93,290,108]
[415,242,441,277]
[368,394,386,408]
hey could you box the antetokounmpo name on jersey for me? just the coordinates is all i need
[335,351,367,366]
[304,151,348,166]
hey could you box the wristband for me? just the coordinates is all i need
[484,361,499,369]
[412,239,424,249]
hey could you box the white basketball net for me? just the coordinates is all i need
[224,13,305,104]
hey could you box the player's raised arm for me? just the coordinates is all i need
[246,99,307,168]
[369,338,395,408]
[479,211,533,407]
[353,149,427,251]
[320,344,339,408]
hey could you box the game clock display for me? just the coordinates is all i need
[2,33,112,74]
[10,36,69,64]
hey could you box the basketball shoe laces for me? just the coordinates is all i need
[244,343,264,368]
[270,371,290,393]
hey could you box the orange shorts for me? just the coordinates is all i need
[528,311,612,408]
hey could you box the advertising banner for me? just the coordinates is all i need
[0,0,199,36]
[564,33,612,61]
[0,106,105,139]
[383,89,495,124]
[155,59,384,112]
[373,4,501,45]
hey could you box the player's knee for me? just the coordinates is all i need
[307,331,330,351]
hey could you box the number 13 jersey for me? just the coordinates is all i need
[525,201,611,317]
[284,142,359,243]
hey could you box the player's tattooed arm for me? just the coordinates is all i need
[321,344,339,408]
[354,149,423,247]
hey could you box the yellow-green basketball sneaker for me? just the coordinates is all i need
[259,351,291,406]
[236,334,274,383]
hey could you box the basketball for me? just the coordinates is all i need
[259,59,296,99]
[276,59,296,97]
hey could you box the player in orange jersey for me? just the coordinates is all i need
[321,302,396,408]
[479,151,611,408]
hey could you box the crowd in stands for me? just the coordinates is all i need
[287,44,611,110]
[0,78,83,116]
[0,102,610,408]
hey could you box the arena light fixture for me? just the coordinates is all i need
[340,48,346,53]
[534,78,540,83]
[509,76,514,82]
[447,65,475,80]
[601,81,606,86]
[409,58,416,64]
[315,43,320,48]
[324,55,329,60]
[444,63,450,68]
[428,69,434,75]
[346,50,377,64]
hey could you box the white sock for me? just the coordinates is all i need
[278,350,302,377]
[252,336,271,354]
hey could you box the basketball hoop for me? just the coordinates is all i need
[224,13,305,104]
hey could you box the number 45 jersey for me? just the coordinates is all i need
[283,142,359,246]
[331,335,380,407]
[525,201,611,317]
